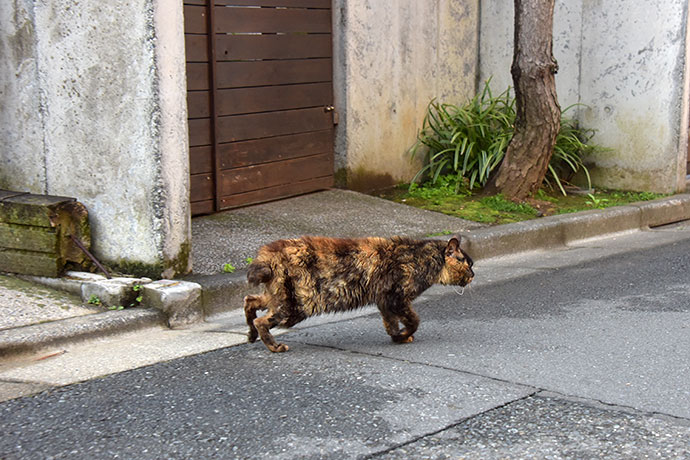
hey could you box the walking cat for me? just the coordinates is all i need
[244,235,474,352]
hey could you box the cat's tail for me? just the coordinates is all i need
[247,261,273,286]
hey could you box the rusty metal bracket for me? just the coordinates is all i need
[70,234,111,279]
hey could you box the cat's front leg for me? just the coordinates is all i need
[397,303,419,343]
[253,309,289,353]
[244,295,267,343]
[378,301,418,344]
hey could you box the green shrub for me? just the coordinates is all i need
[410,80,599,195]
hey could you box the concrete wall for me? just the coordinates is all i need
[480,0,690,193]
[333,0,479,191]
[0,0,191,278]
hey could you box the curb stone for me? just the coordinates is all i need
[7,193,690,358]
[196,194,690,316]
[141,280,203,328]
[464,195,690,260]
[0,309,166,358]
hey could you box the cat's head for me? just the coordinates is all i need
[439,236,474,286]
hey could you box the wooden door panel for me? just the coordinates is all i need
[185,0,334,215]
[214,6,331,34]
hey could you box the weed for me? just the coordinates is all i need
[377,183,667,225]
[426,230,454,237]
[480,195,538,216]
[223,263,236,273]
[410,79,602,194]
[585,193,609,208]
[88,295,101,306]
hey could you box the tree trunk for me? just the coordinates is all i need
[485,0,561,201]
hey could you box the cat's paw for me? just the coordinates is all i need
[247,330,258,343]
[392,334,414,344]
[269,343,289,353]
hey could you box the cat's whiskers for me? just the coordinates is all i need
[453,286,465,296]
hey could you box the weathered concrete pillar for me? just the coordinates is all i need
[332,0,480,191]
[0,0,191,278]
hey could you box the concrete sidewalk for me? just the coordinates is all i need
[2,189,690,358]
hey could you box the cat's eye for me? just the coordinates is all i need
[456,254,473,267]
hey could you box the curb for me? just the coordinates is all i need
[0,308,166,358]
[5,194,689,358]
[194,194,690,316]
[464,194,690,260]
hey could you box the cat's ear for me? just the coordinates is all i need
[445,236,461,255]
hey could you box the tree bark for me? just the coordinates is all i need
[485,0,561,201]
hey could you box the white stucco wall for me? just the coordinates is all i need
[480,0,689,193]
[0,0,191,277]
[333,0,479,190]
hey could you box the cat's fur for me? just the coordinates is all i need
[244,235,474,352]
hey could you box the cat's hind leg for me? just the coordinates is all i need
[244,294,267,343]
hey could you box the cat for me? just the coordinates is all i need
[244,235,474,352]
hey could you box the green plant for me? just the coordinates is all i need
[426,230,453,237]
[88,295,101,306]
[546,105,594,195]
[480,194,538,216]
[245,257,254,264]
[408,174,471,201]
[410,80,599,195]
[223,263,236,273]
[132,285,143,306]
[585,193,609,208]
[411,81,515,190]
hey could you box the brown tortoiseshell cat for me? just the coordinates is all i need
[244,235,474,352]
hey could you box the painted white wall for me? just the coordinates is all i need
[480,0,689,193]
[0,0,191,278]
[333,0,479,190]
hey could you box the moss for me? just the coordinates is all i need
[336,167,397,193]
[334,168,348,188]
[106,239,191,280]
[163,239,191,279]
[375,178,668,225]
[108,259,164,280]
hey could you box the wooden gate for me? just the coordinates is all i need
[184,0,335,215]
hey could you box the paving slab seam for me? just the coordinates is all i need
[282,339,690,427]
[362,390,542,460]
[288,340,541,393]
[363,388,690,459]
[535,390,690,426]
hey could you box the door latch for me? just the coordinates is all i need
[324,106,338,125]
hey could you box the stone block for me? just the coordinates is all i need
[635,194,690,228]
[141,280,202,328]
[80,277,150,308]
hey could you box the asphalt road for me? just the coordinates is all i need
[1,224,690,459]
